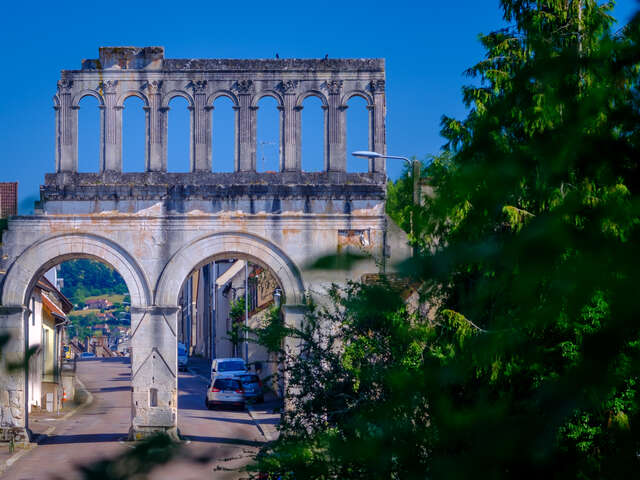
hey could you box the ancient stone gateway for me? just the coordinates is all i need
[0,47,399,441]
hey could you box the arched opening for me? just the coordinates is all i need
[23,258,132,437]
[167,96,191,172]
[211,96,236,173]
[122,96,146,172]
[346,96,370,173]
[176,255,285,408]
[77,95,100,172]
[256,96,280,172]
[301,96,325,172]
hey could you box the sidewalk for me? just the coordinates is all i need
[0,379,92,475]
[186,355,282,441]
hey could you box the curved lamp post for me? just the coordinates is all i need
[351,151,420,205]
[352,151,421,257]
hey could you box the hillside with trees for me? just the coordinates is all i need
[59,259,130,341]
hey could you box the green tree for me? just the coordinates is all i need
[417,1,640,477]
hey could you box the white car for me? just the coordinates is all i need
[211,357,247,379]
[178,342,188,371]
[205,377,245,410]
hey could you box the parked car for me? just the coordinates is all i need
[211,357,248,379]
[80,351,96,360]
[178,342,188,371]
[206,377,245,409]
[238,374,264,403]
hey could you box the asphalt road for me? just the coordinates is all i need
[2,357,264,480]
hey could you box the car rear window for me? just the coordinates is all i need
[238,375,259,384]
[214,378,241,390]
[218,361,245,372]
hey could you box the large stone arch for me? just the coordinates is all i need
[2,233,151,308]
[155,231,305,307]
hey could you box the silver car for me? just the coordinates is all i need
[206,377,245,409]
[238,374,264,403]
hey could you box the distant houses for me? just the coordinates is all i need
[84,298,112,310]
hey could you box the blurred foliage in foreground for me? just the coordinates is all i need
[251,1,640,478]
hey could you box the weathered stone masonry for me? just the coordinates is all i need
[0,47,402,442]
[54,46,386,174]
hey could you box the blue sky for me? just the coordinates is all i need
[1,1,637,213]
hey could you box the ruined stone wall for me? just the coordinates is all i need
[55,46,386,174]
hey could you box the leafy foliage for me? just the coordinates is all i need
[60,259,128,305]
[252,2,640,479]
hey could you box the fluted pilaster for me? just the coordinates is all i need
[234,80,255,172]
[370,79,386,173]
[192,81,210,172]
[57,80,76,172]
[279,80,299,171]
[326,80,346,172]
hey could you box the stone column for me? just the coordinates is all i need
[294,105,303,171]
[54,101,60,172]
[56,80,76,172]
[370,79,387,173]
[101,81,120,172]
[191,81,211,172]
[146,81,164,172]
[0,306,30,445]
[279,81,299,171]
[234,80,255,172]
[326,80,346,172]
[129,306,179,440]
[160,106,169,172]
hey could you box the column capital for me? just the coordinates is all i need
[99,80,119,94]
[232,80,254,95]
[369,79,386,93]
[325,80,343,95]
[188,79,208,94]
[57,79,74,92]
[277,80,299,95]
[144,80,163,95]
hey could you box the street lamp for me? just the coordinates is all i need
[351,151,420,205]
[352,151,421,256]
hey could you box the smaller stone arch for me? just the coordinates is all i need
[161,90,195,109]
[207,90,239,107]
[52,95,60,109]
[116,90,150,108]
[155,232,305,307]
[341,90,373,107]
[251,90,284,108]
[71,89,105,108]
[295,90,329,108]
[1,233,152,308]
